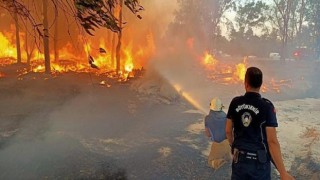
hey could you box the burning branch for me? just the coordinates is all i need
[88,55,99,69]
[0,0,42,36]
[74,0,144,35]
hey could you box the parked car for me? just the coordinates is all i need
[292,47,315,60]
[269,53,281,60]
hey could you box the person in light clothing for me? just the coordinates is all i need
[205,98,231,169]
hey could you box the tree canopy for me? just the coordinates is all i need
[75,0,144,35]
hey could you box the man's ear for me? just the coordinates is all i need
[244,80,249,90]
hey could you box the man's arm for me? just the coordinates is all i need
[226,118,233,146]
[205,127,211,138]
[266,127,295,180]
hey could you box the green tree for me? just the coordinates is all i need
[167,0,234,52]
[272,0,293,59]
[168,0,203,41]
[201,0,234,51]
[306,0,320,59]
[226,1,274,57]
[290,0,306,40]
[271,0,307,59]
[235,1,269,34]
[75,0,143,34]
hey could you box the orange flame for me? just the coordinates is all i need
[0,28,155,79]
[0,32,17,59]
[200,51,291,93]
[234,59,247,82]
[203,51,218,66]
[123,46,134,72]
[201,52,248,84]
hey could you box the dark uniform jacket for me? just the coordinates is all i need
[227,92,278,153]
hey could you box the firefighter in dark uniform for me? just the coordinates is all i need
[226,67,294,180]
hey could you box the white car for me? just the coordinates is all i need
[269,53,281,60]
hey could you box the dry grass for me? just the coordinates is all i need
[301,127,320,140]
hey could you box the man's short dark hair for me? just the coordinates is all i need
[245,67,263,88]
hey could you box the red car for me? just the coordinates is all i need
[293,47,315,60]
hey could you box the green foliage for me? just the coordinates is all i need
[167,0,235,50]
[235,1,269,33]
[306,0,320,58]
[75,0,143,35]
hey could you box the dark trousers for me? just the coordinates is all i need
[231,158,271,180]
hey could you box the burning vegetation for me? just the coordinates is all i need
[0,0,315,93]
[1,0,320,179]
[0,30,151,81]
[201,52,247,83]
[0,22,293,92]
[0,0,318,110]
[198,49,293,94]
[0,0,148,81]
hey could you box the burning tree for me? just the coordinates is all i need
[0,0,59,73]
[0,0,38,64]
[75,0,143,74]
[43,0,51,73]
[1,0,144,75]
[53,0,59,62]
[13,5,22,64]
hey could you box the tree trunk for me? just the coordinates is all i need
[280,0,292,61]
[25,22,31,65]
[43,0,51,73]
[24,0,34,66]
[212,24,217,53]
[298,0,305,35]
[315,2,320,59]
[14,11,22,64]
[107,27,112,49]
[111,8,116,69]
[111,33,116,68]
[282,19,288,60]
[116,0,123,74]
[54,4,59,62]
